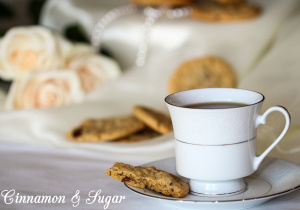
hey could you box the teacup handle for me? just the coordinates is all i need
[253,106,291,170]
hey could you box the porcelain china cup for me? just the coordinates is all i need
[165,88,290,196]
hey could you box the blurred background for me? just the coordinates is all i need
[0,0,299,160]
[0,0,45,32]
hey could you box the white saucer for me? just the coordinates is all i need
[125,157,300,209]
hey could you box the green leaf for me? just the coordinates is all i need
[64,24,114,58]
[64,24,89,43]
[0,28,7,37]
[29,0,46,25]
[0,79,11,93]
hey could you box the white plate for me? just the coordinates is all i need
[76,132,174,153]
[125,157,300,209]
[0,98,175,155]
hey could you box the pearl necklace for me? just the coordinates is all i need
[91,5,190,67]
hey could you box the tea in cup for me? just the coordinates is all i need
[165,88,290,195]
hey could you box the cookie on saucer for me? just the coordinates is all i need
[168,56,237,94]
[106,162,189,198]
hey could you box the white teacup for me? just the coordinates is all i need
[165,88,290,196]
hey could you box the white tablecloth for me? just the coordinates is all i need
[1,142,300,210]
[1,0,300,209]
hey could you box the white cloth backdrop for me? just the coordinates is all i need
[1,0,300,209]
[0,0,299,160]
[239,3,300,161]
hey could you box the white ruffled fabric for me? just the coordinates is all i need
[0,0,299,163]
[239,4,300,161]
[41,0,297,72]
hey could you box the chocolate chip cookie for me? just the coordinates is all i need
[132,105,173,134]
[67,115,146,142]
[114,127,161,143]
[168,56,237,94]
[191,0,261,22]
[106,162,189,198]
[131,0,193,7]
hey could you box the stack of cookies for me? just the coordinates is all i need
[191,0,261,22]
[66,105,173,143]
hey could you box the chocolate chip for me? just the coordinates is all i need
[73,128,82,138]
[122,177,131,182]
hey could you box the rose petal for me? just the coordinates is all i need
[5,70,85,110]
[0,26,71,80]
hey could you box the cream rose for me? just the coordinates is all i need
[5,70,84,110]
[66,43,94,59]
[66,44,121,92]
[0,26,72,80]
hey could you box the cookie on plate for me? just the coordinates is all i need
[66,115,145,142]
[115,127,161,143]
[131,0,193,7]
[132,105,173,134]
[168,56,237,94]
[106,162,189,198]
[191,0,261,22]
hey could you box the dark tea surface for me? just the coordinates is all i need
[183,102,248,109]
